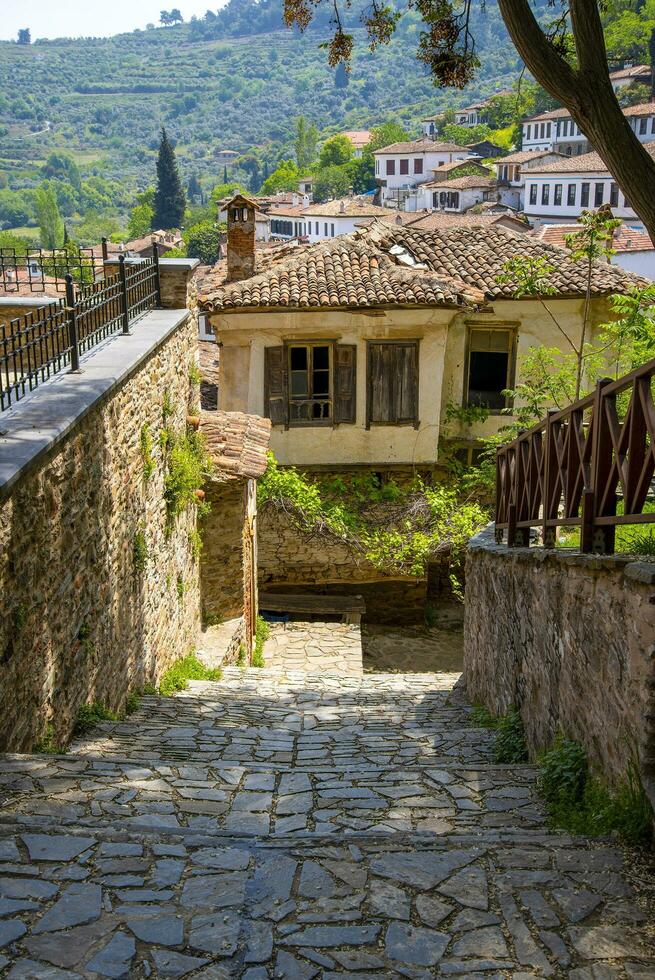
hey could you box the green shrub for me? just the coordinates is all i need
[158,654,221,696]
[133,530,149,573]
[253,615,269,667]
[538,738,652,845]
[189,529,203,560]
[73,701,120,736]
[188,361,203,387]
[164,431,212,517]
[176,574,186,600]
[492,709,529,764]
[34,724,66,755]
[124,691,141,715]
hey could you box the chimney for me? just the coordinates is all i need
[339,200,346,213]
[226,195,257,282]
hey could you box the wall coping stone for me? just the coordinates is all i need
[103,257,200,270]
[0,307,189,499]
[469,523,655,581]
[0,295,59,308]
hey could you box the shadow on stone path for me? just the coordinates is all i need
[0,640,654,977]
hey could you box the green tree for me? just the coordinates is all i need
[442,122,492,145]
[153,128,186,230]
[318,134,353,168]
[17,28,31,45]
[128,203,154,239]
[185,221,221,264]
[43,152,81,192]
[260,159,299,194]
[35,185,64,249]
[313,164,352,202]
[187,174,202,200]
[294,116,319,171]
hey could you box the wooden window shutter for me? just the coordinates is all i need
[367,343,394,426]
[264,346,288,426]
[394,343,419,426]
[334,344,356,424]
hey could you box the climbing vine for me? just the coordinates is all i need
[258,453,488,581]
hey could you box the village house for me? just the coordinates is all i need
[534,222,655,279]
[404,159,492,211]
[373,139,471,207]
[414,173,498,214]
[523,141,655,228]
[609,62,651,91]
[522,102,655,155]
[494,149,566,209]
[197,198,639,475]
[421,91,511,137]
[340,130,372,158]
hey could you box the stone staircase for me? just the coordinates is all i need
[0,665,653,978]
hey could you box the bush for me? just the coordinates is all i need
[73,701,120,736]
[159,654,221,695]
[164,430,212,517]
[185,220,221,264]
[470,705,528,763]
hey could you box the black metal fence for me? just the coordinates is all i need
[0,247,104,294]
[0,252,161,411]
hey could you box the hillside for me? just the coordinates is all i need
[0,0,523,196]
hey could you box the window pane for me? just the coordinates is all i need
[290,371,308,396]
[312,370,329,396]
[290,347,308,370]
[468,351,509,410]
[313,346,329,369]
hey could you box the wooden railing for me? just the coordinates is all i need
[495,357,655,552]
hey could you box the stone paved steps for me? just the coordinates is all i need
[0,665,654,977]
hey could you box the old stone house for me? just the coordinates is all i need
[199,409,271,655]
[197,210,640,476]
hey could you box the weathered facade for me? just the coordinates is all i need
[198,221,637,476]
[464,526,655,803]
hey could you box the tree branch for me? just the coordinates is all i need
[496,0,579,105]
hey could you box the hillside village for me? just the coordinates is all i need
[1,6,655,977]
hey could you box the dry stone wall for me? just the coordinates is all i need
[200,481,246,624]
[0,315,201,752]
[464,526,655,799]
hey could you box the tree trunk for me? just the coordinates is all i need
[497,0,655,244]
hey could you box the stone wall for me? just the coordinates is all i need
[0,315,201,752]
[464,526,655,800]
[201,480,246,624]
[258,503,427,624]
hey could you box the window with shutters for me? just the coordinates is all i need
[529,184,537,206]
[400,158,409,175]
[366,341,419,428]
[264,343,356,427]
[465,328,515,412]
[581,182,590,207]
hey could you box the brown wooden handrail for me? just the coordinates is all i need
[495,356,655,552]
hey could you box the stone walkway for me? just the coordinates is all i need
[0,659,654,976]
[264,622,363,676]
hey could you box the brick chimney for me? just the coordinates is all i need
[226,194,259,282]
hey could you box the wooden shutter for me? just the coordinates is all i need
[393,343,419,427]
[264,346,288,426]
[367,343,394,426]
[334,345,356,424]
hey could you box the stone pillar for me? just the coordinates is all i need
[103,257,199,310]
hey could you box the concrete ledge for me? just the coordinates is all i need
[0,308,190,499]
[103,257,200,270]
[0,295,59,309]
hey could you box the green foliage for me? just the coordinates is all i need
[260,159,299,195]
[295,116,319,172]
[153,127,185,230]
[164,430,213,518]
[442,122,492,145]
[538,736,652,846]
[43,152,81,191]
[188,361,202,386]
[176,574,186,600]
[189,528,203,560]
[259,452,487,580]
[124,691,141,715]
[185,220,221,264]
[127,202,155,240]
[470,705,529,764]
[159,654,221,695]
[237,645,247,667]
[318,134,353,168]
[132,530,149,573]
[312,164,353,202]
[140,423,155,481]
[73,701,120,736]
[162,392,175,421]
[253,615,270,668]
[443,400,490,430]
[33,724,66,755]
[35,185,64,249]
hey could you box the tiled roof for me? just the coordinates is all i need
[622,101,655,117]
[525,139,655,174]
[524,107,570,122]
[302,199,398,218]
[404,212,529,233]
[610,64,650,80]
[494,150,565,166]
[200,410,271,481]
[198,221,641,313]
[535,223,654,253]
[431,160,491,176]
[374,139,469,155]
[428,175,496,190]
[341,130,372,148]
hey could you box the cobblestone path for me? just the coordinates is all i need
[0,665,654,977]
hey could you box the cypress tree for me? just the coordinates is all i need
[153,128,186,230]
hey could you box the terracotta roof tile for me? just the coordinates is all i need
[428,175,497,190]
[198,220,642,314]
[374,139,469,154]
[526,139,655,174]
[535,223,653,253]
[200,409,271,481]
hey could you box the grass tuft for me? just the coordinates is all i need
[158,654,221,696]
[469,704,529,763]
[73,701,120,736]
[33,724,66,755]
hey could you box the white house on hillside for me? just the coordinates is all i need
[535,223,655,279]
[523,142,655,225]
[494,150,565,209]
[266,198,400,242]
[609,64,651,91]
[373,139,470,207]
[522,102,655,155]
[413,175,497,213]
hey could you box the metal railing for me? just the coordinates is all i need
[0,246,104,294]
[0,252,161,411]
[495,357,655,553]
